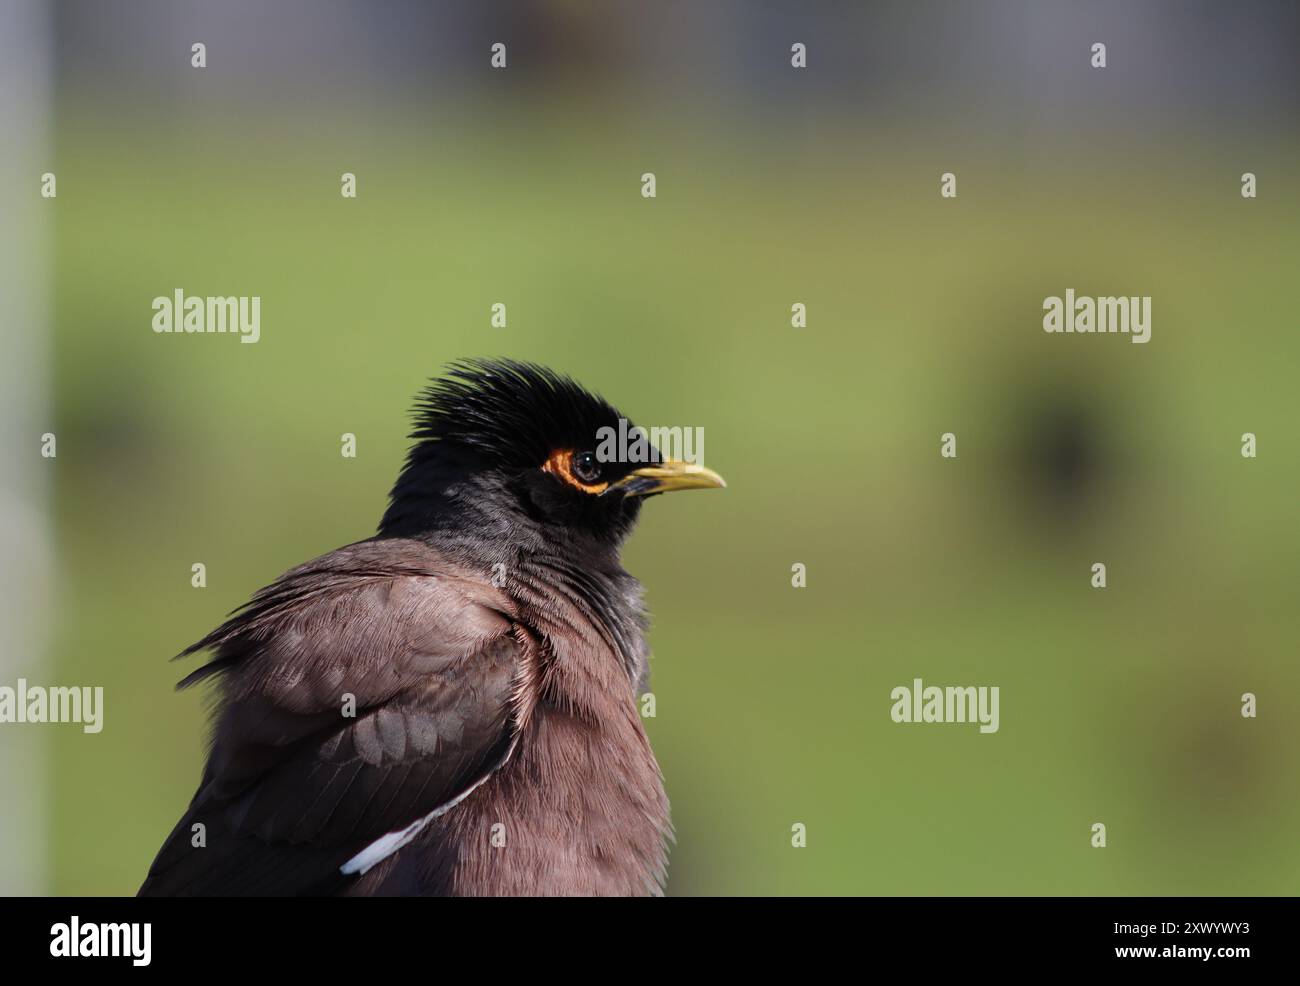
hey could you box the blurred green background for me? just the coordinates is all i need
[4,0,1300,895]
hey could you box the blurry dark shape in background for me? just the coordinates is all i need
[52,0,1300,132]
[1018,393,1103,513]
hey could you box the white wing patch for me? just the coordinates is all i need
[340,740,517,877]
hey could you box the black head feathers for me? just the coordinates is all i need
[378,359,647,543]
[408,358,629,468]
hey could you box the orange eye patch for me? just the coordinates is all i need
[541,449,609,495]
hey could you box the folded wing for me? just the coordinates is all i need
[139,540,529,896]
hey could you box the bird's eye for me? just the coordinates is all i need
[541,448,608,493]
[571,450,601,484]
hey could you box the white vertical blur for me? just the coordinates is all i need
[0,0,53,894]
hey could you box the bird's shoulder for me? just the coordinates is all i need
[178,537,518,693]
[140,538,539,895]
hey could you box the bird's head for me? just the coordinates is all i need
[379,359,725,557]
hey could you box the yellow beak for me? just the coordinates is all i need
[606,460,727,497]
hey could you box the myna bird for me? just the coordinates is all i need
[138,359,725,896]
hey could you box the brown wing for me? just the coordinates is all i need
[139,540,530,896]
